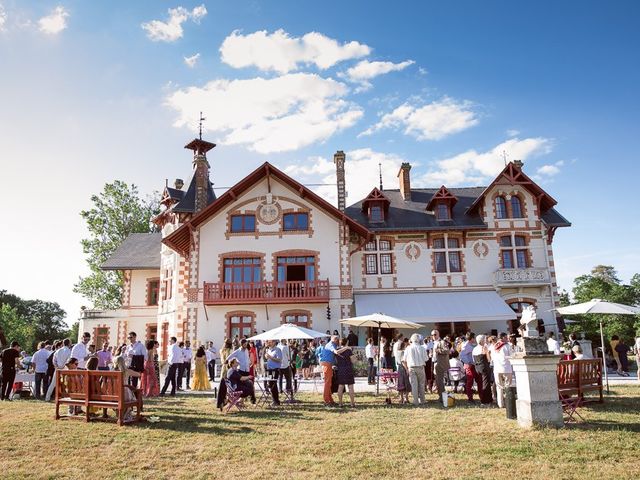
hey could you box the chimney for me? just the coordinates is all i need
[398,162,412,201]
[174,178,184,190]
[334,150,346,211]
[513,159,524,169]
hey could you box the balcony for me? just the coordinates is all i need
[494,268,550,287]
[203,280,330,305]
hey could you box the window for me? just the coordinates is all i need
[283,312,310,328]
[364,239,394,275]
[433,236,463,273]
[227,314,254,338]
[500,235,529,269]
[277,256,316,282]
[495,196,507,219]
[511,196,523,218]
[95,327,109,349]
[283,212,309,231]
[436,203,451,220]
[230,214,256,233]
[162,269,173,301]
[370,205,383,222]
[147,279,160,306]
[223,258,261,283]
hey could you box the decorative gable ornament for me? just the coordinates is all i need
[257,199,281,225]
[404,241,422,262]
[472,240,490,259]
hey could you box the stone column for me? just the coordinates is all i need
[511,336,563,428]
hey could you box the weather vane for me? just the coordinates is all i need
[501,150,509,166]
[198,111,206,140]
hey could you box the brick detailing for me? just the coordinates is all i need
[334,151,346,211]
[122,270,131,307]
[339,285,353,299]
[398,163,412,201]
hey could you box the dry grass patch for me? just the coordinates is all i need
[1,385,639,479]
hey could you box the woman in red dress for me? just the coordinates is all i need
[140,340,159,397]
[248,341,258,377]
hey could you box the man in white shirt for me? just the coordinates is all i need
[70,332,91,369]
[365,338,377,385]
[160,337,181,396]
[180,340,193,390]
[278,338,293,395]
[31,341,50,400]
[546,332,561,355]
[46,338,71,401]
[402,334,427,406]
[206,341,218,382]
[126,331,147,388]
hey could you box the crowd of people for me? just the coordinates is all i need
[2,328,639,409]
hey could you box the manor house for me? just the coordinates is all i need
[79,135,570,357]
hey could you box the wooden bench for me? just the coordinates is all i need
[55,370,143,426]
[557,359,603,404]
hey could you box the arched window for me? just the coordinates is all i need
[495,196,507,219]
[226,311,255,339]
[510,196,523,218]
[282,310,311,328]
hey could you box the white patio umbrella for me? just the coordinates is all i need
[340,313,422,394]
[555,299,640,393]
[248,323,329,341]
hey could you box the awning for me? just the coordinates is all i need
[354,290,517,323]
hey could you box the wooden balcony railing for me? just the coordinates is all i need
[203,280,330,305]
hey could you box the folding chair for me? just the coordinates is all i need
[447,367,464,393]
[223,379,246,413]
[560,395,584,423]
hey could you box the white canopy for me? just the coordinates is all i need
[248,323,328,341]
[354,290,517,323]
[555,299,640,316]
[340,313,422,329]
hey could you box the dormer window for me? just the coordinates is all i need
[370,205,383,222]
[495,196,507,219]
[435,203,451,221]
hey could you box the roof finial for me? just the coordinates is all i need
[501,150,509,166]
[198,111,206,140]
[379,162,383,190]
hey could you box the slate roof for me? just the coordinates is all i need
[172,171,216,213]
[345,187,570,231]
[165,187,184,202]
[101,233,162,270]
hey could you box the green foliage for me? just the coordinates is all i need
[74,180,160,310]
[565,265,640,344]
[0,290,70,350]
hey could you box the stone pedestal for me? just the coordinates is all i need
[511,354,563,428]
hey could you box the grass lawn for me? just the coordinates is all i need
[1,386,639,480]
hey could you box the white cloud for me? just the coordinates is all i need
[361,97,479,140]
[184,53,200,68]
[166,73,363,154]
[0,5,7,32]
[418,137,552,186]
[283,148,407,206]
[141,4,207,42]
[190,4,207,23]
[340,59,415,91]
[506,129,520,137]
[219,29,371,74]
[536,160,564,177]
[38,6,69,35]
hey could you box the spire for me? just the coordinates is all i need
[379,162,383,191]
[183,114,216,213]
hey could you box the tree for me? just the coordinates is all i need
[564,265,640,343]
[0,290,69,350]
[74,181,160,310]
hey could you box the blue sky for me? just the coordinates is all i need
[1,1,638,322]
